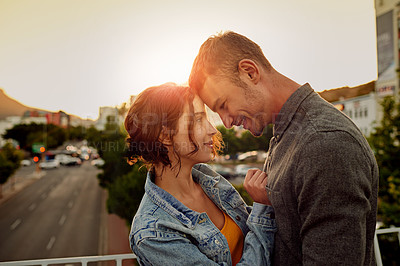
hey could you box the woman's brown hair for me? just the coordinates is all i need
[124,82,222,170]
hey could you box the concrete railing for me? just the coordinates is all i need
[1,227,399,266]
[0,253,136,266]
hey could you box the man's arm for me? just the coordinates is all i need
[296,131,374,265]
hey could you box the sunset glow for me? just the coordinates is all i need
[0,0,377,119]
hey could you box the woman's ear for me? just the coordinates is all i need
[238,59,260,84]
[159,126,173,146]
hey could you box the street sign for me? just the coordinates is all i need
[32,143,45,153]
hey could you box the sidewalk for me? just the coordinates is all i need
[99,189,136,266]
[0,166,44,206]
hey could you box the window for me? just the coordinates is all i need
[364,108,368,117]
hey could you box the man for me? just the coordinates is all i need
[189,31,379,265]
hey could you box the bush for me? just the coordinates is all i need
[106,163,147,224]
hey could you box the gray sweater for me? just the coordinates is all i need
[264,84,378,265]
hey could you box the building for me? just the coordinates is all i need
[45,111,69,128]
[95,106,120,131]
[319,82,378,136]
[375,0,400,100]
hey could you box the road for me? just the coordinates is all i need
[0,162,104,262]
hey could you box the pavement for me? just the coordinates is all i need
[0,165,136,265]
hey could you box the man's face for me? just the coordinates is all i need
[199,75,268,136]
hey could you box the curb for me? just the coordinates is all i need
[0,172,44,206]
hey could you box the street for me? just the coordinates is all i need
[0,162,104,262]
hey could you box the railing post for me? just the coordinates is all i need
[374,233,383,266]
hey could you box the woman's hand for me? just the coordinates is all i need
[243,169,271,205]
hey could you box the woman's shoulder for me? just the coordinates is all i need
[131,194,184,235]
[130,202,190,248]
[132,196,159,229]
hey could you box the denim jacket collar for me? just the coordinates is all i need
[144,164,221,229]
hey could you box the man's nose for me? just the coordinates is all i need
[220,112,233,128]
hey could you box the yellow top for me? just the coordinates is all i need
[220,212,244,265]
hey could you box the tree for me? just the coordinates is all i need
[107,163,147,225]
[0,143,23,198]
[217,124,274,158]
[67,126,86,141]
[87,117,147,225]
[368,95,400,227]
[3,123,66,151]
[216,126,241,157]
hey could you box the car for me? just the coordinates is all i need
[39,159,60,169]
[67,156,82,166]
[56,154,82,166]
[210,164,234,179]
[20,159,32,166]
[91,158,105,167]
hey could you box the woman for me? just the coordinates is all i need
[124,83,276,265]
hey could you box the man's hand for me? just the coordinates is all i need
[243,169,271,205]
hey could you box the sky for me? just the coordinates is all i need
[0,0,378,120]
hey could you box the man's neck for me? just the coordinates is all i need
[264,71,301,122]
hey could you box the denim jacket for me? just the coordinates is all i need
[129,163,276,265]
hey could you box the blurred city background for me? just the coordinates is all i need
[0,0,399,265]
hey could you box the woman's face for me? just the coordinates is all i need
[172,95,217,164]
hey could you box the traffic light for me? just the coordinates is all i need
[40,146,46,153]
[33,156,39,163]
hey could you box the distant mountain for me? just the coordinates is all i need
[0,89,93,123]
[0,88,49,120]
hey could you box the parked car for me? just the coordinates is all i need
[91,158,105,167]
[67,157,82,166]
[39,159,60,169]
[56,154,81,166]
[20,159,32,166]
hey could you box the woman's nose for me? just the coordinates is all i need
[207,121,217,136]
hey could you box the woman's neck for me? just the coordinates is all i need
[154,161,199,200]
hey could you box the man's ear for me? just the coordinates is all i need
[238,59,260,84]
[159,126,173,146]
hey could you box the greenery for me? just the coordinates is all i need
[0,143,23,198]
[85,117,147,223]
[3,123,67,151]
[368,95,400,227]
[107,164,147,225]
[217,125,273,158]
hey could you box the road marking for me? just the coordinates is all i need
[10,219,22,230]
[28,203,37,211]
[46,236,56,250]
[68,201,74,208]
[59,214,67,226]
